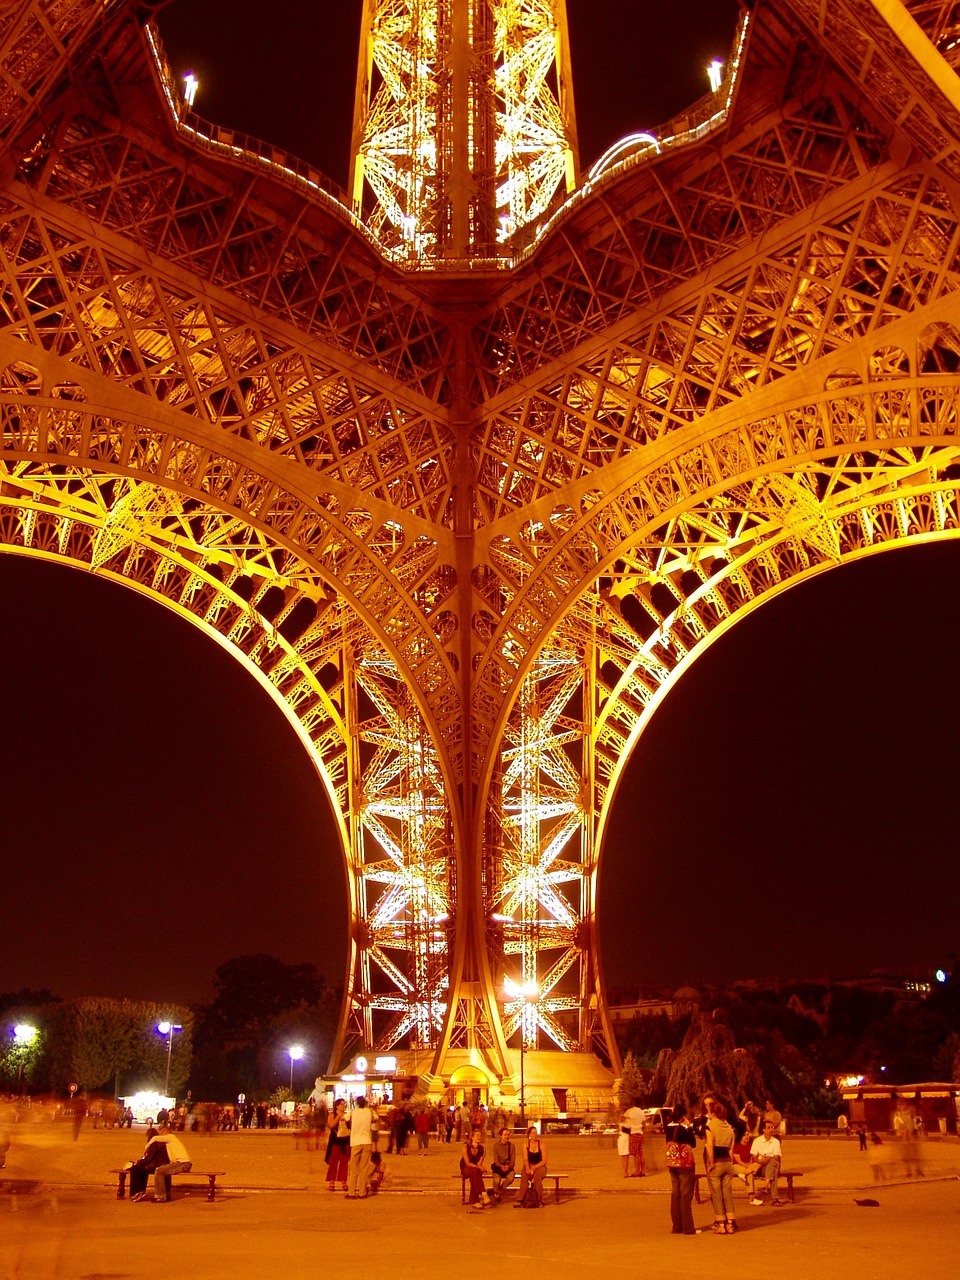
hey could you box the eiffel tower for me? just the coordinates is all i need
[4,0,960,1107]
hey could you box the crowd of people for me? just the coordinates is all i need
[655,1093,787,1236]
[14,1082,937,1216]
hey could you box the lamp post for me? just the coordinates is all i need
[156,1021,182,1097]
[504,980,538,1127]
[12,1023,37,1096]
[288,1044,304,1093]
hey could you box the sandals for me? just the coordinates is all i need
[726,1220,739,1234]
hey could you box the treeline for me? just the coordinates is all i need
[615,975,960,1117]
[0,954,341,1101]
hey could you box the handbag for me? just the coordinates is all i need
[665,1125,695,1170]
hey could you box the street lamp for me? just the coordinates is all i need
[156,1021,182,1097]
[288,1044,304,1093]
[12,1023,37,1095]
[504,979,539,1127]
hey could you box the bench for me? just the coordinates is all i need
[693,1171,803,1205]
[457,1171,570,1204]
[111,1168,226,1202]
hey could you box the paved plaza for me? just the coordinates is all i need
[2,1122,958,1279]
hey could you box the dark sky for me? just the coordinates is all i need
[6,1,957,1008]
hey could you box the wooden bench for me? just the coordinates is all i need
[111,1167,226,1202]
[457,1171,570,1204]
[693,1171,802,1205]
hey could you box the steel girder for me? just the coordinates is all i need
[3,2,960,1083]
[350,0,578,262]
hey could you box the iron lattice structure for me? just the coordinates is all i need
[4,0,960,1087]
[350,0,578,261]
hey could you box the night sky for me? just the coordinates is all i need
[4,1,958,1008]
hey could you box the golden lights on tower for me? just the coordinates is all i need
[350,0,578,262]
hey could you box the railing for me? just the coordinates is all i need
[142,12,749,275]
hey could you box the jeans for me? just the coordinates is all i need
[347,1144,372,1196]
[757,1155,780,1199]
[669,1167,696,1233]
[154,1159,191,1198]
[707,1159,735,1219]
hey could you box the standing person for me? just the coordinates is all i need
[749,1119,784,1206]
[762,1099,781,1132]
[704,1099,738,1234]
[396,1104,413,1155]
[460,1127,491,1209]
[345,1097,374,1199]
[514,1126,548,1208]
[414,1107,431,1154]
[458,1101,472,1144]
[490,1126,517,1200]
[386,1104,400,1154]
[617,1122,631,1177]
[325,1098,350,1192]
[70,1096,86,1142]
[621,1097,646,1177]
[664,1103,700,1236]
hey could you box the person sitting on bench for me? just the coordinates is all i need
[490,1127,517,1200]
[460,1127,491,1208]
[749,1120,783,1206]
[129,1112,191,1202]
[515,1126,548,1208]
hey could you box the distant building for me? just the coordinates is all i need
[841,1082,959,1135]
[608,985,703,1023]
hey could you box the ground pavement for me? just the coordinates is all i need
[1,1119,958,1280]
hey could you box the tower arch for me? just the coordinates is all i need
[7,0,960,1106]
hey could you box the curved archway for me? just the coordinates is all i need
[597,539,960,990]
[0,551,347,1002]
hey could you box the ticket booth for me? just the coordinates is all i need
[325,1054,411,1107]
[448,1064,491,1108]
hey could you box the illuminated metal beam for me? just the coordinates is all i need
[350,0,578,261]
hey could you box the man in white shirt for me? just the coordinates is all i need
[749,1120,783,1205]
[346,1097,375,1198]
[149,1113,192,1202]
[621,1099,646,1177]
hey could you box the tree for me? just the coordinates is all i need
[202,955,325,1041]
[131,1002,194,1097]
[0,989,59,1018]
[616,1051,645,1113]
[68,998,139,1093]
[193,954,333,1095]
[43,998,194,1097]
[616,1012,690,1069]
[0,997,59,1093]
[663,1012,765,1111]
